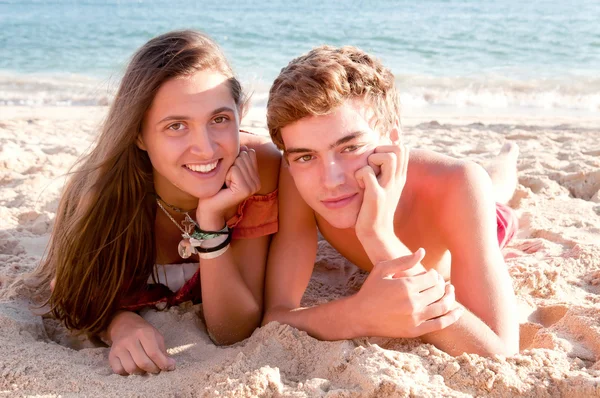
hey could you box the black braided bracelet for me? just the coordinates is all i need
[195,229,233,253]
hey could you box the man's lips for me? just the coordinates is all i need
[321,193,358,209]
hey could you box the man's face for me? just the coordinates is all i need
[281,99,393,229]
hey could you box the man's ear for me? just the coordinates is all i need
[136,134,147,151]
[388,125,401,145]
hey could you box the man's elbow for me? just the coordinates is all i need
[479,337,519,357]
[498,338,519,356]
[262,304,293,327]
[261,307,279,327]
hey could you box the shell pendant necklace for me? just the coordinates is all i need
[155,195,198,259]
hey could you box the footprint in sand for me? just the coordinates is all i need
[528,305,569,328]
[522,306,600,364]
[513,239,546,254]
[520,305,569,351]
[548,170,600,201]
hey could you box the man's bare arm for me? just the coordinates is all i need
[421,162,519,356]
[264,158,461,340]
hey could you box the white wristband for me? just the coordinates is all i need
[199,244,230,260]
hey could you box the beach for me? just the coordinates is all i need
[1,104,599,397]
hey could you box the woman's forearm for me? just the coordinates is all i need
[199,249,261,345]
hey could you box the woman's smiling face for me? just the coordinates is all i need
[139,70,240,208]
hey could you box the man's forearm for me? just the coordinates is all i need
[420,306,518,356]
[263,295,365,341]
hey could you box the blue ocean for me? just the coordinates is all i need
[1,0,599,116]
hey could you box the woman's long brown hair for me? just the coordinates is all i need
[31,30,248,336]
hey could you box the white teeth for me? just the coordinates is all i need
[185,161,218,173]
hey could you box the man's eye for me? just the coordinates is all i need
[213,116,228,124]
[342,145,361,153]
[167,122,185,131]
[296,154,314,163]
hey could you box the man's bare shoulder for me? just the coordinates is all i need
[407,149,493,218]
[407,149,485,193]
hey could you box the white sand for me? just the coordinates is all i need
[1,106,599,397]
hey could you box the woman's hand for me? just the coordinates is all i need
[196,146,261,230]
[106,311,176,375]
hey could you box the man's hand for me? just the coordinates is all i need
[197,146,261,230]
[354,145,408,260]
[107,311,176,376]
[354,249,463,338]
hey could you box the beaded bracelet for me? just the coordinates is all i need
[189,224,229,241]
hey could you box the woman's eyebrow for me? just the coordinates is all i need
[157,115,190,125]
[156,107,235,125]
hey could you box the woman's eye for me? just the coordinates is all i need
[167,122,185,131]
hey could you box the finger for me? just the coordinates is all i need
[373,144,402,155]
[398,145,409,181]
[403,268,442,292]
[50,277,56,292]
[236,149,260,192]
[130,339,161,374]
[248,147,258,171]
[224,163,235,188]
[156,334,177,371]
[108,351,127,376]
[234,151,253,182]
[247,148,261,189]
[228,165,252,195]
[416,306,464,335]
[231,158,255,194]
[367,152,397,188]
[116,349,141,375]
[419,284,456,321]
[355,165,380,195]
[377,248,426,278]
[140,335,174,372]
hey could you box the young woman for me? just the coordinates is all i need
[33,30,280,375]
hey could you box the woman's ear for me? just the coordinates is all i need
[136,134,147,151]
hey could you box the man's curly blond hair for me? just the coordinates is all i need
[267,45,401,150]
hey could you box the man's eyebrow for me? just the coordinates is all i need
[330,131,366,149]
[156,107,235,125]
[285,131,367,155]
[211,106,236,115]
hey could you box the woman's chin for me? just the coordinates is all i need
[181,182,224,200]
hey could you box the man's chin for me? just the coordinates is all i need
[317,210,358,230]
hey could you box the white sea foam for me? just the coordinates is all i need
[2,72,599,117]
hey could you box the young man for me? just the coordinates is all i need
[263,45,520,356]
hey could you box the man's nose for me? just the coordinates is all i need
[189,126,216,158]
[321,158,345,189]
